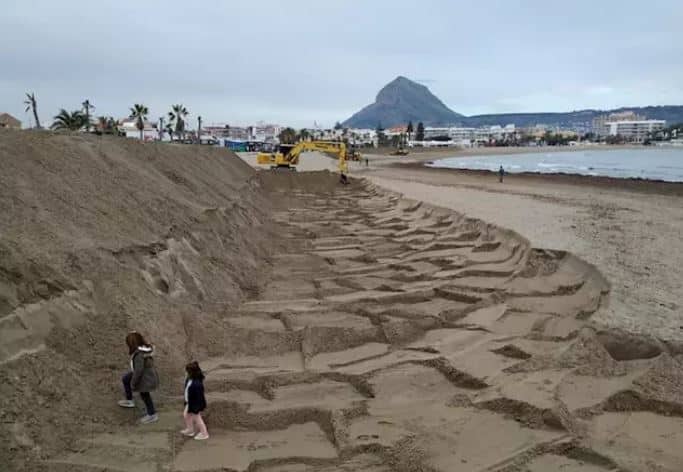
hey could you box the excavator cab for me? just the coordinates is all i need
[257,144,298,170]
[278,144,296,156]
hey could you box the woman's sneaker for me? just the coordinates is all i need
[194,432,209,441]
[180,428,196,437]
[139,414,159,424]
[118,399,135,408]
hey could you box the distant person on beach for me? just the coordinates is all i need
[340,173,349,185]
[499,165,505,183]
[181,361,209,440]
[118,332,160,424]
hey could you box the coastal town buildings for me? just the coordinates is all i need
[249,122,282,142]
[117,118,665,147]
[419,124,518,146]
[202,125,233,138]
[348,129,376,146]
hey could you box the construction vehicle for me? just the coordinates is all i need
[256,140,358,173]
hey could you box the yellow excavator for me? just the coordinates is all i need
[256,140,358,173]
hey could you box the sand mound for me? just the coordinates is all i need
[0,130,271,468]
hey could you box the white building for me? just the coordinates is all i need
[249,122,282,141]
[348,129,376,147]
[447,127,478,141]
[593,111,644,136]
[423,127,451,139]
[119,119,158,141]
[605,120,666,142]
[420,125,517,146]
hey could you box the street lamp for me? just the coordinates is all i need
[197,116,202,144]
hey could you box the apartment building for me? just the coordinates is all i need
[592,111,644,136]
[605,120,666,142]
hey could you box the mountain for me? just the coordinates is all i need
[342,77,683,130]
[342,76,463,129]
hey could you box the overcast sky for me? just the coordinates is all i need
[2,0,682,128]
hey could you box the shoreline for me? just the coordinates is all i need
[364,143,643,163]
[389,161,683,196]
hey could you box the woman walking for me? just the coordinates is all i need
[118,332,160,424]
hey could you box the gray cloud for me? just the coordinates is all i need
[2,0,682,128]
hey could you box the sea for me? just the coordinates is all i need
[426,147,683,182]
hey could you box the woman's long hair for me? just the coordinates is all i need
[125,331,149,355]
[185,361,205,381]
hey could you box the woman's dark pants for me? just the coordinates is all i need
[122,371,156,415]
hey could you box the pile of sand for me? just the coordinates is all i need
[0,130,274,468]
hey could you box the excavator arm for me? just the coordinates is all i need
[257,141,351,173]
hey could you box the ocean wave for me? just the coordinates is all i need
[537,163,564,168]
[427,148,683,182]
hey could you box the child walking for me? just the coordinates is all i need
[118,332,160,424]
[181,361,209,440]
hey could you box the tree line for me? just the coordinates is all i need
[22,91,199,141]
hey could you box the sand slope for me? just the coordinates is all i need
[0,130,272,469]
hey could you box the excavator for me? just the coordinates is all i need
[256,140,360,173]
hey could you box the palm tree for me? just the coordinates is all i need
[24,92,41,129]
[168,104,189,140]
[129,104,149,141]
[278,127,298,144]
[81,99,95,132]
[298,128,311,141]
[165,123,174,141]
[51,109,86,131]
[96,115,118,134]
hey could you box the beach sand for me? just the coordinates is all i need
[4,132,683,472]
[243,148,683,340]
[359,160,683,342]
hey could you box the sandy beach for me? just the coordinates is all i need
[245,147,683,341]
[356,157,683,343]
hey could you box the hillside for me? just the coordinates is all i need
[465,105,683,128]
[342,77,683,129]
[342,76,463,128]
